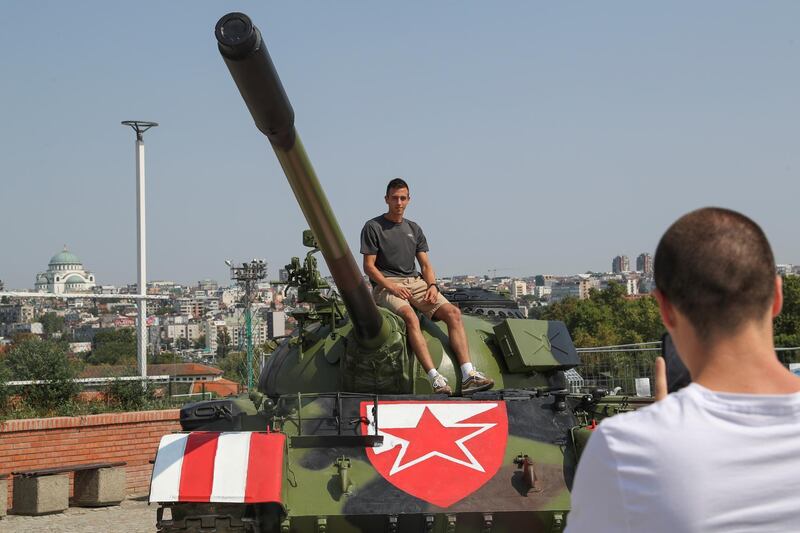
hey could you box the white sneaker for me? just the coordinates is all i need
[432,374,452,395]
[462,370,494,394]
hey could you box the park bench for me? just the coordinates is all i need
[11,462,127,515]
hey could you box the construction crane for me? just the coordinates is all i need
[486,267,518,279]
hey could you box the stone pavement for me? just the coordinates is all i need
[0,497,156,533]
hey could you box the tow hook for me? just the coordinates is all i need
[514,453,542,493]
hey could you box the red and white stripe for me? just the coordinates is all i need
[149,431,284,504]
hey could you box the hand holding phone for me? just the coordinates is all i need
[660,333,692,394]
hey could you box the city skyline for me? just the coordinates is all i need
[6,242,791,291]
[2,2,799,289]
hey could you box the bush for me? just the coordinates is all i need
[0,361,10,414]
[220,350,259,386]
[4,338,80,411]
[88,328,136,365]
[105,378,156,410]
[542,282,664,347]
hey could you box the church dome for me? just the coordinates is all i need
[50,247,81,266]
[36,246,96,294]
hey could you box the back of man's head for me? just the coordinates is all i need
[654,207,776,340]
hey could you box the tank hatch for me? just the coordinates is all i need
[493,319,579,372]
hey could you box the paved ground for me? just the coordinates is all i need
[0,498,156,533]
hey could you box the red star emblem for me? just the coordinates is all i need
[379,406,494,474]
[361,401,508,507]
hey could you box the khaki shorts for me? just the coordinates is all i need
[373,276,449,319]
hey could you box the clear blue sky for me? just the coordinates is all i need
[2,2,799,289]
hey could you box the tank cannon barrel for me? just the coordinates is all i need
[215,12,388,345]
[215,13,295,150]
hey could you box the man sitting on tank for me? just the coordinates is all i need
[360,178,494,396]
[566,207,800,532]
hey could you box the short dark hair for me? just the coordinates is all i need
[386,178,409,196]
[654,207,776,339]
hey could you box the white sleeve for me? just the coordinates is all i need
[564,428,630,533]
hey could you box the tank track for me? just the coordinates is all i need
[156,503,255,532]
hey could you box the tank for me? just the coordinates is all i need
[149,12,603,532]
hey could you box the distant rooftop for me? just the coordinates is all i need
[191,377,240,397]
[79,363,223,379]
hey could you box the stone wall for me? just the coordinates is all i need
[0,410,181,510]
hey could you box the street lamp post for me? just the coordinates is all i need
[122,120,158,380]
[228,260,267,390]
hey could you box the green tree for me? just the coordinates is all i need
[526,305,546,320]
[628,296,665,342]
[175,337,190,350]
[216,327,231,359]
[0,359,10,414]
[542,282,663,347]
[538,283,663,392]
[192,335,207,350]
[775,275,800,364]
[105,378,156,410]
[151,351,182,364]
[5,338,79,411]
[89,328,136,365]
[39,312,65,339]
[11,332,37,345]
[154,303,173,316]
[539,282,666,393]
[220,350,259,387]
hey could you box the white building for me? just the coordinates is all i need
[509,280,527,299]
[35,247,96,294]
[160,316,204,345]
[69,342,93,354]
[205,310,286,353]
[532,285,552,298]
[267,310,286,338]
[625,278,639,296]
[204,319,226,353]
[550,278,595,302]
[219,288,241,308]
[0,322,43,336]
[0,304,34,324]
[175,296,220,318]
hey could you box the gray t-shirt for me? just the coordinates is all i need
[360,215,429,278]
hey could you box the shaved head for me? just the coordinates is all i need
[654,207,776,339]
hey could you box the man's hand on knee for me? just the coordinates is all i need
[423,285,439,304]
[388,283,412,300]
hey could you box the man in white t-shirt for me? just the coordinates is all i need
[566,207,800,533]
